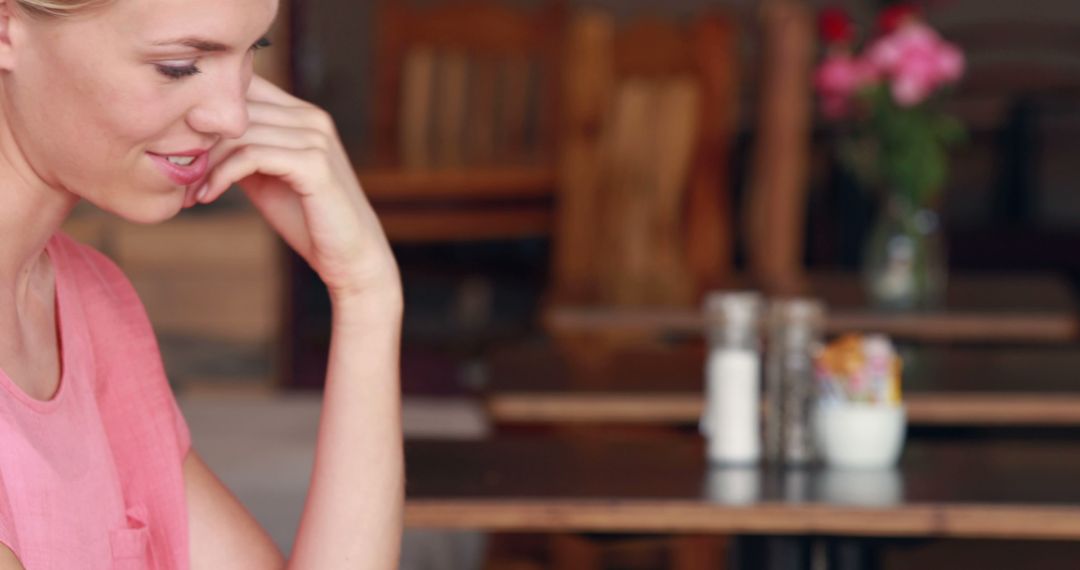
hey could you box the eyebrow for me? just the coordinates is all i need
[150,26,275,53]
[152,37,231,53]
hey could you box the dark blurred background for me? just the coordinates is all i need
[278,0,1080,395]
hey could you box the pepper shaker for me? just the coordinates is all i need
[764,298,825,465]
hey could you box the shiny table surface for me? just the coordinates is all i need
[546,273,1079,343]
[405,436,1080,540]
[485,343,1080,426]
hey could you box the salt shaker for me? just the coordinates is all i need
[701,291,763,466]
[764,298,825,465]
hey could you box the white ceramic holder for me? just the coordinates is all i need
[813,403,907,469]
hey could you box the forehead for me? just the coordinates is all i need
[91,0,279,44]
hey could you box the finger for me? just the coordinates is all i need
[247,74,309,107]
[203,122,336,181]
[244,79,348,154]
[189,121,336,198]
[197,144,326,204]
[232,123,331,152]
[247,101,337,132]
[185,137,243,198]
[183,184,200,209]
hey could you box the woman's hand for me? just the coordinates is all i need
[185,75,401,311]
[181,83,403,570]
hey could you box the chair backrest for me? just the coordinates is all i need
[551,10,740,308]
[372,0,565,170]
[744,0,814,295]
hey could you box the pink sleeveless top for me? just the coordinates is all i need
[0,232,191,569]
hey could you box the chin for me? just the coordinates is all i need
[101,190,185,225]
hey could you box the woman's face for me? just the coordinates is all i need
[2,0,278,223]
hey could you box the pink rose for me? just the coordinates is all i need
[815,53,876,117]
[934,43,965,83]
[892,51,938,105]
[866,23,938,74]
[891,70,935,106]
[865,22,965,107]
[816,54,862,95]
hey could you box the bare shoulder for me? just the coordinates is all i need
[184,450,285,570]
[0,543,24,570]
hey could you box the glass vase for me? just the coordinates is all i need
[861,195,947,310]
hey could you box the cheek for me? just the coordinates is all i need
[10,64,181,220]
[77,71,174,157]
[96,95,173,158]
[50,78,181,175]
[17,49,146,165]
[7,27,191,222]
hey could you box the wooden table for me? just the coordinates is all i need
[406,436,1080,538]
[485,344,1080,427]
[406,436,1080,568]
[546,273,1079,343]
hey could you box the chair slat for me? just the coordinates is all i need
[399,48,436,170]
[464,57,498,165]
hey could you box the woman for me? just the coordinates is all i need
[0,0,403,567]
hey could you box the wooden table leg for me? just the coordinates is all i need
[671,535,729,570]
[550,534,602,570]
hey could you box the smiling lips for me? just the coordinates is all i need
[148,150,209,186]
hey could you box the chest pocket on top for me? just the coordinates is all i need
[109,504,155,570]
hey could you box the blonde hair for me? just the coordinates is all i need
[15,0,112,18]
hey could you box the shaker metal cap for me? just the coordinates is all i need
[703,291,764,322]
[769,298,826,325]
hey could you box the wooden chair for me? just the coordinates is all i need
[542,2,822,358]
[362,0,566,242]
[545,9,741,357]
[523,11,739,569]
[744,0,815,296]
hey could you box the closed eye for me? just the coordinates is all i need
[156,62,201,79]
[155,37,271,81]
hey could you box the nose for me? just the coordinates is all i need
[187,73,249,139]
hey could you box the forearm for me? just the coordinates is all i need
[288,294,404,569]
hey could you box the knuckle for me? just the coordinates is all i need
[235,145,261,162]
[306,129,331,150]
[306,107,336,132]
[304,147,334,175]
[302,147,327,164]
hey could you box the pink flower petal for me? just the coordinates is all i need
[896,23,941,51]
[867,36,902,73]
[815,54,866,98]
[892,73,933,106]
[935,43,965,83]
